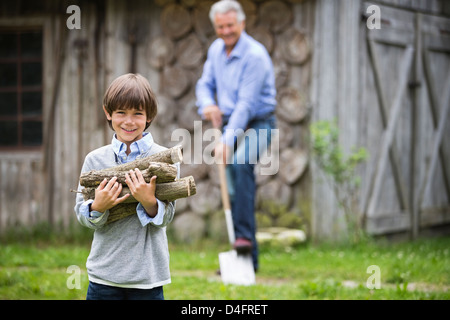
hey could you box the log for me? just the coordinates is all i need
[155,0,176,6]
[278,148,308,185]
[277,119,294,149]
[248,26,274,54]
[279,27,310,65]
[172,211,206,243]
[193,0,215,43]
[146,36,175,70]
[259,1,292,33]
[105,176,196,224]
[82,176,197,203]
[276,87,309,124]
[161,3,192,40]
[155,95,176,126]
[180,0,197,8]
[161,65,191,99]
[240,0,257,29]
[79,162,178,187]
[177,93,200,132]
[257,178,293,207]
[273,57,289,88]
[108,203,137,224]
[104,145,182,172]
[176,33,205,69]
[188,180,220,216]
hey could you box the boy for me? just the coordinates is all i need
[74,73,178,300]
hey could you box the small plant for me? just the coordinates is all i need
[310,120,368,243]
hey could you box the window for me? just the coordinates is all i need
[0,29,43,150]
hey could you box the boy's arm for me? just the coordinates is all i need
[75,195,110,230]
[74,156,121,230]
[74,161,110,230]
[136,199,175,228]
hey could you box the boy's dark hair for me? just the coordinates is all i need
[103,73,157,130]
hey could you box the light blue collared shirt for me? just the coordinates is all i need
[196,31,276,146]
[80,132,168,227]
[112,132,153,164]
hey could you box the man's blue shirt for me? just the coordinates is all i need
[196,31,276,146]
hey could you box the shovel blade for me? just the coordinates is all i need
[219,250,255,286]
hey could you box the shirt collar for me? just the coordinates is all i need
[223,31,248,59]
[111,131,153,160]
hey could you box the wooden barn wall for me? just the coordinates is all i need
[0,0,108,229]
[0,0,317,237]
[311,0,450,240]
[51,1,108,228]
[0,12,56,229]
[1,0,449,241]
[310,0,362,239]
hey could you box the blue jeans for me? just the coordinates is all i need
[86,281,164,300]
[225,115,276,270]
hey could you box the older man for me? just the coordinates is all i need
[196,0,277,271]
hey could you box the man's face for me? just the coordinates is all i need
[213,10,245,53]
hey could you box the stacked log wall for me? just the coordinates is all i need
[142,0,316,241]
[0,0,315,237]
[1,0,449,241]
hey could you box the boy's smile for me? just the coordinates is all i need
[103,106,151,153]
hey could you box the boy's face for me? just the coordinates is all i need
[103,106,151,145]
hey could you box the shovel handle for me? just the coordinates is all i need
[218,162,231,211]
[218,162,236,244]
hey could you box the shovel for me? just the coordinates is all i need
[217,161,255,286]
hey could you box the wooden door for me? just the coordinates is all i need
[361,3,450,235]
[415,14,450,233]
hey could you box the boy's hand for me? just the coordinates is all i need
[91,177,130,213]
[125,169,158,218]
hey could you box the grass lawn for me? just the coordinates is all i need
[0,236,449,300]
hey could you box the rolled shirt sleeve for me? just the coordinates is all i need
[136,199,175,228]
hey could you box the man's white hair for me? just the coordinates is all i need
[209,0,246,25]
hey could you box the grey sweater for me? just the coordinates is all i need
[74,142,177,289]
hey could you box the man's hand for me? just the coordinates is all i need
[91,177,130,213]
[203,105,223,129]
[125,168,158,218]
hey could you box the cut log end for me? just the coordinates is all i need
[171,145,183,164]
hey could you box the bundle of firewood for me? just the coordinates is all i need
[78,146,196,223]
